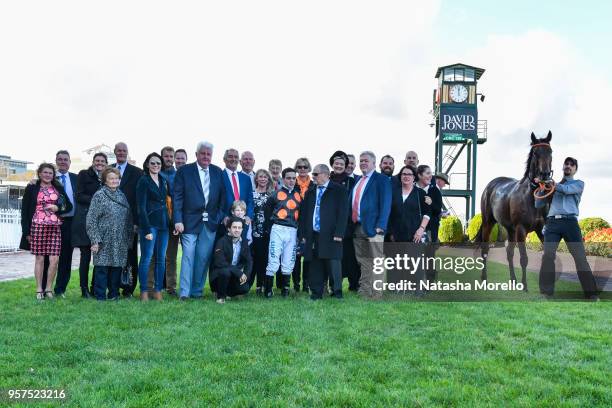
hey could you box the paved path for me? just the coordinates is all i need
[1,247,610,291]
[0,249,81,282]
[439,246,612,291]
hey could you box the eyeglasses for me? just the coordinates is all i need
[296,165,309,170]
[149,162,161,166]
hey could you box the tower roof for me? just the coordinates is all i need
[435,63,485,80]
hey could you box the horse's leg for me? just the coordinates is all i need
[516,227,529,292]
[506,228,517,282]
[480,220,494,282]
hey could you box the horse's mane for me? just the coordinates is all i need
[522,144,536,182]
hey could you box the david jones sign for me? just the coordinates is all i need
[440,107,477,140]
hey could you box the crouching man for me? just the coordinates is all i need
[210,216,252,304]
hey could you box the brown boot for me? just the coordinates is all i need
[152,291,163,301]
[140,291,149,302]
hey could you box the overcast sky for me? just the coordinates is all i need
[1,0,610,219]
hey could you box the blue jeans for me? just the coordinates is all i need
[179,224,216,298]
[93,265,121,300]
[138,227,169,292]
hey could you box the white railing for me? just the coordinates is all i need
[0,209,21,252]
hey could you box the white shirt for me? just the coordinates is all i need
[57,171,75,217]
[225,168,241,197]
[351,169,374,222]
[198,164,210,205]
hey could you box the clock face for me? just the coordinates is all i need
[450,84,468,103]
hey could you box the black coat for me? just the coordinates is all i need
[211,234,253,282]
[71,167,102,247]
[298,181,348,260]
[330,172,356,238]
[113,162,143,226]
[136,174,170,234]
[388,184,431,242]
[19,181,73,251]
[418,184,442,240]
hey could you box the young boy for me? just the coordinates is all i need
[264,168,301,297]
[210,216,253,304]
[230,200,252,245]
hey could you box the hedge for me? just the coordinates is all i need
[579,217,610,238]
[439,216,463,243]
[467,213,507,242]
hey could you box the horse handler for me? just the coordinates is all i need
[535,157,599,300]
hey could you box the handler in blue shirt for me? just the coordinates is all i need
[535,157,599,300]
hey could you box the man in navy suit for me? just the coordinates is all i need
[42,150,78,297]
[350,151,392,299]
[221,148,254,221]
[174,141,227,300]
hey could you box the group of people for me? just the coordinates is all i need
[22,140,595,302]
[21,141,452,302]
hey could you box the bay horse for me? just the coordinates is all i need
[477,131,553,291]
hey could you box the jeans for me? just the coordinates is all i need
[93,265,121,300]
[266,224,297,276]
[179,224,216,298]
[138,227,169,293]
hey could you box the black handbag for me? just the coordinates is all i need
[121,265,133,286]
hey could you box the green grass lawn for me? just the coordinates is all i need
[1,260,610,407]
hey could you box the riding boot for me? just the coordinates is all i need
[264,275,273,298]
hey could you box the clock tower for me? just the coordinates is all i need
[432,63,487,225]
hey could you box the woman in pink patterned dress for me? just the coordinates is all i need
[20,163,73,300]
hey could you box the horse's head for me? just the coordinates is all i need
[527,131,553,182]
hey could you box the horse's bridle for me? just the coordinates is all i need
[530,142,556,199]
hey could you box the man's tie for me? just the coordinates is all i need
[202,168,210,205]
[231,172,240,201]
[351,175,368,223]
[59,174,66,187]
[314,185,324,232]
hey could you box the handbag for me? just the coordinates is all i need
[121,265,133,286]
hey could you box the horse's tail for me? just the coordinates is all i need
[474,224,483,244]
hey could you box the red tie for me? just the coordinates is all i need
[231,172,240,201]
[352,175,368,223]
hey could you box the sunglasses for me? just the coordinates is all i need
[296,165,309,170]
[149,162,162,166]
[311,172,319,177]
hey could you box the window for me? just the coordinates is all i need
[464,69,475,82]
[444,68,454,81]
[454,68,464,81]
